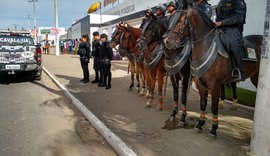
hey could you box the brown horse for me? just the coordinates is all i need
[110,23,147,94]
[138,17,191,123]
[163,7,262,136]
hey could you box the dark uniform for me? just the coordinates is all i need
[99,36,113,89]
[92,38,102,83]
[216,0,246,80]
[78,41,91,82]
[193,0,212,19]
[140,9,154,29]
[156,4,168,29]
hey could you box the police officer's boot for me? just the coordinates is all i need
[91,70,99,83]
[231,51,244,82]
[105,72,112,90]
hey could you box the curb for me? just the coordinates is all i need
[43,67,137,156]
[191,82,255,112]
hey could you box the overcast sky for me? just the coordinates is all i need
[0,0,97,30]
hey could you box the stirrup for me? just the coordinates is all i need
[231,68,242,82]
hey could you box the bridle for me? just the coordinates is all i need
[166,9,216,48]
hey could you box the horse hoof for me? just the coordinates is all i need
[156,106,163,111]
[178,121,188,128]
[230,106,237,111]
[136,87,140,93]
[194,127,203,133]
[169,116,175,122]
[218,100,225,109]
[146,102,152,108]
[209,124,218,137]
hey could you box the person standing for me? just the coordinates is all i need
[215,0,247,81]
[91,31,102,84]
[78,35,91,83]
[68,39,73,53]
[99,34,113,89]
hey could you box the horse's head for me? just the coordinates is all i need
[137,18,167,51]
[163,10,190,50]
[110,21,134,57]
[163,7,215,50]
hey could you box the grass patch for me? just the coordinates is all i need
[225,87,256,107]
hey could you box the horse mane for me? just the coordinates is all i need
[191,6,215,29]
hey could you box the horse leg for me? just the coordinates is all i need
[179,70,190,127]
[194,84,208,133]
[157,70,164,111]
[136,65,140,93]
[209,84,221,137]
[129,61,135,91]
[146,71,156,108]
[169,74,180,121]
[139,67,147,96]
[218,84,225,109]
[231,82,238,110]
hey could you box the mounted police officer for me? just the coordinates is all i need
[77,35,91,83]
[155,4,168,28]
[99,34,113,89]
[167,1,177,17]
[91,31,101,84]
[215,0,247,81]
[140,8,155,29]
[193,0,212,19]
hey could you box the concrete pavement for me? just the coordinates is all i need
[43,54,255,156]
[0,71,117,156]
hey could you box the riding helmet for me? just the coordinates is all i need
[156,4,166,13]
[167,1,177,8]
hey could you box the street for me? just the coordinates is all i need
[43,54,255,156]
[0,72,117,156]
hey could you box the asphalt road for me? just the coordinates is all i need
[0,73,117,156]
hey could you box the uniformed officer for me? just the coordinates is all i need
[215,0,246,81]
[167,1,177,19]
[78,35,91,83]
[139,8,154,29]
[193,0,212,19]
[156,4,168,28]
[99,34,113,89]
[91,31,101,84]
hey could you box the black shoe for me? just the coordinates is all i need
[80,79,85,82]
[83,79,89,83]
[98,83,106,87]
[105,85,111,90]
[91,79,99,83]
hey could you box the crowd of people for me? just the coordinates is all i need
[59,39,81,54]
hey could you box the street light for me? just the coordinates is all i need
[27,15,31,31]
[28,0,38,41]
[54,0,60,56]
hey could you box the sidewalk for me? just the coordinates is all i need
[43,54,255,156]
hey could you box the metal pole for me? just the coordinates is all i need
[250,0,270,156]
[28,0,38,42]
[54,0,60,56]
[100,1,102,32]
[27,15,31,31]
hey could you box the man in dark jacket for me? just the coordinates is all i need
[140,8,154,29]
[193,0,212,19]
[215,0,247,81]
[91,31,101,84]
[99,34,113,89]
[156,4,168,29]
[78,35,91,83]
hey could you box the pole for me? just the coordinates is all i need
[99,1,102,32]
[27,15,31,31]
[54,0,60,56]
[28,0,38,42]
[250,0,270,156]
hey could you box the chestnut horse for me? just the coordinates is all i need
[138,17,191,124]
[110,23,147,94]
[163,7,262,136]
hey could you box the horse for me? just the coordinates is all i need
[163,7,262,136]
[138,16,192,124]
[110,23,147,94]
[219,82,238,110]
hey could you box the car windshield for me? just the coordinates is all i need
[0,35,34,45]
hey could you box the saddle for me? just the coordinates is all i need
[216,30,258,61]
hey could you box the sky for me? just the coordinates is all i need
[0,0,98,30]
